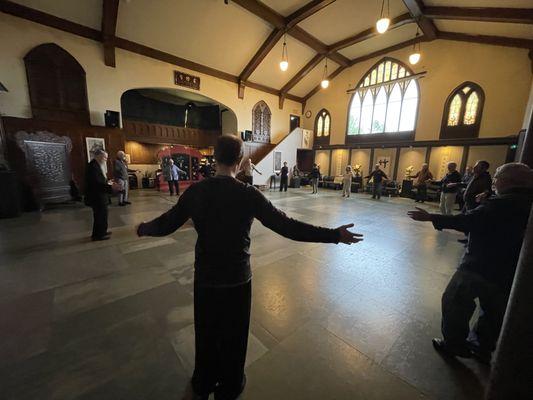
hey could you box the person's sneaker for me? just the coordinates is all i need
[105,231,112,236]
[118,202,126,206]
[123,201,131,205]
[432,338,472,358]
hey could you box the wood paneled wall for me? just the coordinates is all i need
[2,117,125,193]
[125,141,165,164]
[123,119,220,147]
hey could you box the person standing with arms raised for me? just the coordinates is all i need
[365,164,388,200]
[137,135,362,400]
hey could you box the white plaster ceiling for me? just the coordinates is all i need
[7,0,533,99]
[13,0,103,29]
[248,34,317,89]
[297,0,409,45]
[290,58,340,97]
[434,20,533,40]
[339,23,419,60]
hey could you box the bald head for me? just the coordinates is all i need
[493,163,533,194]
[117,150,125,160]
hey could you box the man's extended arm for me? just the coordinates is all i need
[137,190,191,236]
[408,205,488,233]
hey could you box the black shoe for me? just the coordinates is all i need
[91,235,110,241]
[432,338,472,358]
[105,231,112,236]
[123,201,131,205]
[457,238,468,244]
[467,342,492,365]
[118,202,126,206]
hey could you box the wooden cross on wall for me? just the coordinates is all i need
[378,159,389,168]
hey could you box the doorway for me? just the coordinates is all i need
[290,114,300,132]
[297,149,313,173]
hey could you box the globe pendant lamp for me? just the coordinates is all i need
[279,34,289,71]
[409,29,421,65]
[376,0,390,34]
[320,58,329,89]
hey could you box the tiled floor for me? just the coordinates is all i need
[0,188,490,400]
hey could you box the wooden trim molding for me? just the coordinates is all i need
[285,0,337,29]
[424,7,533,24]
[238,28,284,83]
[437,32,533,49]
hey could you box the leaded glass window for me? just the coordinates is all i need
[441,82,484,139]
[347,58,419,136]
[315,109,331,141]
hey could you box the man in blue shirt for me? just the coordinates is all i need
[163,158,186,196]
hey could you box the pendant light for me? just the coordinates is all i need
[320,58,329,89]
[279,33,289,71]
[409,28,421,65]
[376,0,390,34]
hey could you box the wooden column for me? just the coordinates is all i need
[460,145,470,173]
[328,149,333,176]
[368,147,375,176]
[393,147,401,181]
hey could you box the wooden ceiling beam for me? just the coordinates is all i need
[424,6,533,25]
[437,31,533,49]
[280,54,324,94]
[285,0,336,29]
[328,13,414,52]
[302,65,346,102]
[230,0,285,28]
[101,0,120,67]
[401,0,438,40]
[238,28,284,83]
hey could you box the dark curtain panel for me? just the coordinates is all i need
[121,91,186,126]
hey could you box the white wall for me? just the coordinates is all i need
[253,128,303,186]
[0,13,302,143]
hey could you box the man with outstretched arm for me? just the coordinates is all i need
[407,162,533,364]
[137,135,362,400]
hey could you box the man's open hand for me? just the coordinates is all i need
[336,223,363,245]
[407,207,433,222]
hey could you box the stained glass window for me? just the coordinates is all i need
[347,59,419,136]
[315,109,331,140]
[447,94,462,126]
[463,92,479,125]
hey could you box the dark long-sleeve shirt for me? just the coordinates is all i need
[140,175,340,287]
[433,170,462,193]
[463,171,492,210]
[365,170,388,183]
[114,159,128,180]
[84,159,113,207]
[431,189,533,293]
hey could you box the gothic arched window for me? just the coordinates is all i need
[440,82,485,139]
[314,109,331,144]
[252,101,271,143]
[24,43,89,124]
[347,58,419,141]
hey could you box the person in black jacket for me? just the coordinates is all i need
[85,150,120,241]
[432,162,462,215]
[137,135,362,400]
[278,161,289,192]
[463,160,492,211]
[309,163,320,194]
[365,164,388,199]
[408,162,533,363]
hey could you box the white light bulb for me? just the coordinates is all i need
[279,60,289,71]
[409,52,421,65]
[321,79,329,89]
[376,17,390,34]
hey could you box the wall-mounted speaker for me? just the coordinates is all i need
[242,130,252,142]
[105,110,120,128]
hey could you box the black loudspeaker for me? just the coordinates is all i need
[105,110,120,128]
[242,130,252,141]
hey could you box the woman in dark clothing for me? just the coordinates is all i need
[309,163,320,194]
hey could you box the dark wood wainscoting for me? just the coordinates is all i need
[2,117,125,205]
[123,119,220,147]
[243,141,275,165]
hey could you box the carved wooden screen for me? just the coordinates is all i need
[252,101,271,143]
[24,43,90,124]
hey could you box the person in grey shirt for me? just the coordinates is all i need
[114,151,130,206]
[163,158,186,196]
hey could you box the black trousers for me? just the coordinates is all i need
[279,177,288,192]
[167,179,180,195]
[441,269,508,353]
[91,203,108,238]
[192,281,251,400]
[415,185,427,202]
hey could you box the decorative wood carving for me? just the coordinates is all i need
[252,101,271,143]
[174,71,201,90]
[15,130,72,204]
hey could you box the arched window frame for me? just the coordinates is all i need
[252,100,271,143]
[345,57,420,143]
[314,109,331,145]
[440,82,485,139]
[24,43,89,124]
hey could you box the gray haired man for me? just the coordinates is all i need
[408,162,533,363]
[114,150,131,206]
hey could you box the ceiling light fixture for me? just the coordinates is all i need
[376,0,390,34]
[409,28,421,65]
[321,58,329,89]
[279,33,289,72]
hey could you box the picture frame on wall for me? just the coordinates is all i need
[85,137,106,162]
[274,151,282,172]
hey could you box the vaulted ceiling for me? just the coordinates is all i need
[2,0,532,105]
